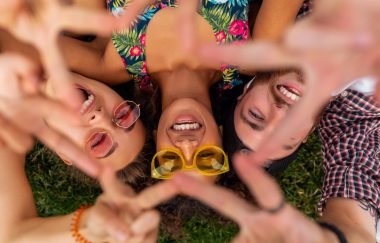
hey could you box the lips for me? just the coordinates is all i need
[170,115,203,131]
[86,132,114,158]
[276,84,303,105]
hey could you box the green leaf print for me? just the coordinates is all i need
[111,0,127,9]
[201,5,235,33]
[112,28,144,60]
[126,61,144,75]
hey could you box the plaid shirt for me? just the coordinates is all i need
[318,89,380,214]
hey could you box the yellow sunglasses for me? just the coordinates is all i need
[151,145,229,179]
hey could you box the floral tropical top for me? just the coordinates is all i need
[107,0,249,92]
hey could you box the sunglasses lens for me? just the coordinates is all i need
[114,101,139,128]
[195,147,226,174]
[153,151,183,177]
[86,132,114,158]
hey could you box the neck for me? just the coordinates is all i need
[155,68,213,110]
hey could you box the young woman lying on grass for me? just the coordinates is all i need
[0,52,180,242]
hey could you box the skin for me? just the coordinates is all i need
[58,0,304,84]
[0,145,178,243]
[44,73,146,170]
[234,71,314,160]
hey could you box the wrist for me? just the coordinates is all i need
[318,222,348,243]
[71,205,92,243]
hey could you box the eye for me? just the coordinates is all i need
[249,110,264,121]
[198,151,215,158]
[115,106,132,120]
[162,154,179,160]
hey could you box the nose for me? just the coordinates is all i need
[88,106,109,125]
[175,139,199,166]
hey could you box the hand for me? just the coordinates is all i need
[0,53,100,176]
[183,0,380,165]
[82,167,178,242]
[172,154,334,243]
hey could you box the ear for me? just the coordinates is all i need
[56,151,73,166]
[237,77,255,100]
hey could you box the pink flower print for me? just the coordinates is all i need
[242,28,249,40]
[141,61,147,74]
[160,2,167,8]
[228,20,248,36]
[215,31,226,43]
[140,34,146,46]
[130,46,142,56]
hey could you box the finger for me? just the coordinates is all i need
[58,7,117,36]
[0,54,40,83]
[233,154,284,212]
[173,173,255,225]
[39,41,82,110]
[130,210,160,235]
[198,42,298,72]
[0,114,33,154]
[99,166,135,205]
[36,123,101,177]
[178,0,199,52]
[90,201,131,242]
[0,97,100,176]
[142,228,159,243]
[285,22,375,52]
[131,180,179,210]
[0,96,83,127]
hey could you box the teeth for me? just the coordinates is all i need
[279,86,300,102]
[173,122,201,131]
[80,94,94,114]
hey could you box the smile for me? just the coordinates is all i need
[78,87,95,114]
[277,85,300,102]
[172,122,202,131]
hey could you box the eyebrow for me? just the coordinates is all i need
[240,109,265,131]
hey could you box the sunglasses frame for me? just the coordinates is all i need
[112,100,141,129]
[86,100,140,159]
[151,145,229,179]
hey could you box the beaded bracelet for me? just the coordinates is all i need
[71,205,91,243]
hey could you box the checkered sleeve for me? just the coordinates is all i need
[318,90,380,214]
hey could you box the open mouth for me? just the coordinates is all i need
[77,86,95,114]
[87,132,114,158]
[171,122,202,131]
[276,85,301,103]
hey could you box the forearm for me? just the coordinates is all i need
[8,215,76,243]
[59,36,130,84]
[319,198,376,243]
[253,0,304,40]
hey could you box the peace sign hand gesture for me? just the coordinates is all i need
[82,167,178,242]
[172,154,336,243]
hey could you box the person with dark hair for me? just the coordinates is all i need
[223,70,315,174]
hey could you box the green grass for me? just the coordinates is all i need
[25,133,323,242]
